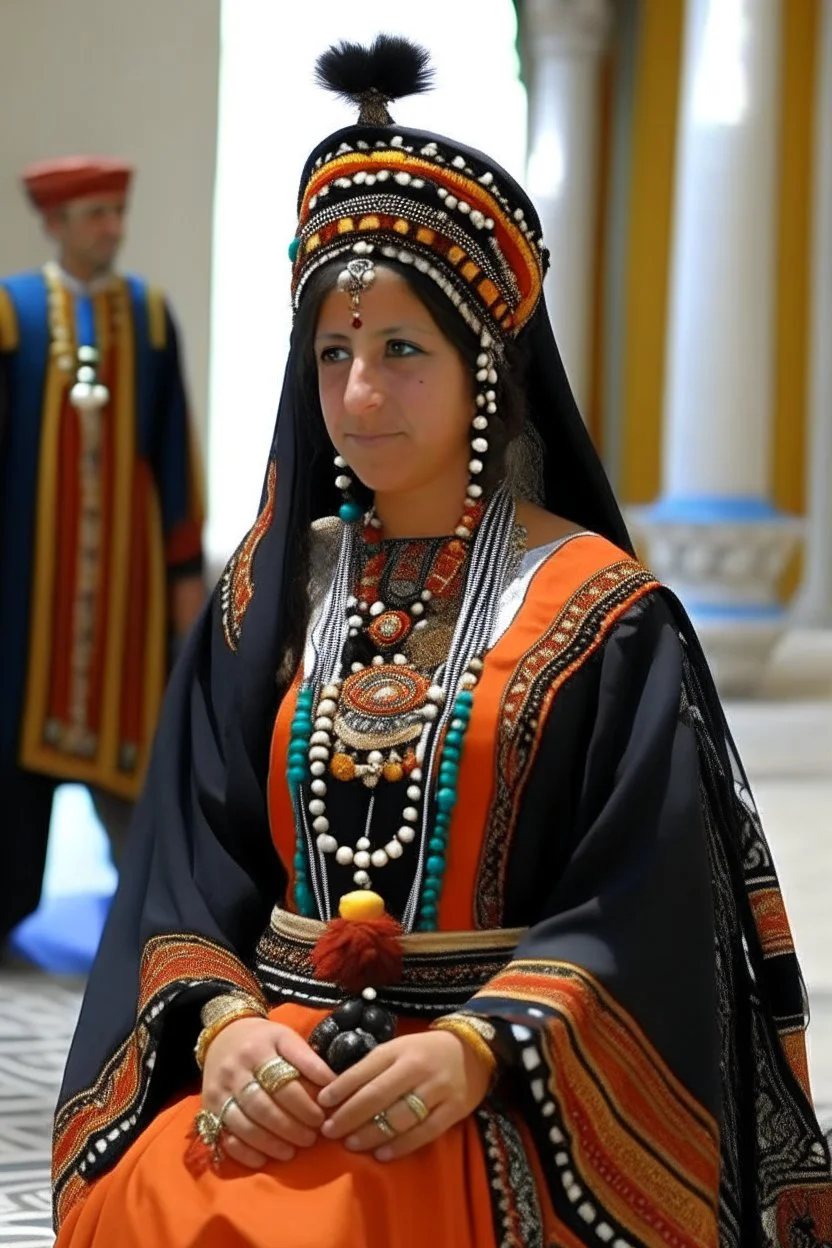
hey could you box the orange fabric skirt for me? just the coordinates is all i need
[54,1004,499,1248]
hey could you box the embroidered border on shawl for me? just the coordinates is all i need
[52,934,265,1227]
[220,459,277,652]
[475,560,659,927]
[475,959,720,1247]
[682,659,832,1232]
[749,887,799,959]
[474,1103,544,1248]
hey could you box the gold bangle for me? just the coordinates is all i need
[430,1013,498,1081]
[194,997,268,1071]
[199,992,267,1030]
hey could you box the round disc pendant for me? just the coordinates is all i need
[367,609,412,650]
[341,666,429,718]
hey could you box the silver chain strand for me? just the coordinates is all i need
[295,520,360,920]
[402,485,516,929]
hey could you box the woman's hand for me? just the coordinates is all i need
[201,1017,335,1169]
[317,1030,492,1160]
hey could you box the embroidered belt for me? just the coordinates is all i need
[256,907,526,1018]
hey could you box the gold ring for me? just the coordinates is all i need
[217,1095,237,1131]
[253,1056,300,1097]
[401,1091,430,1124]
[193,1108,222,1148]
[372,1110,397,1139]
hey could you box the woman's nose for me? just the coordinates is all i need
[343,357,383,414]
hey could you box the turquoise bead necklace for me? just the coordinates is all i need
[287,685,316,916]
[415,683,478,930]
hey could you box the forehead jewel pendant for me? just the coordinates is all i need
[336,257,376,329]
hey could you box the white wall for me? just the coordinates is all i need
[0,0,220,440]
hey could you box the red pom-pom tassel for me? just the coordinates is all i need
[311,914,403,994]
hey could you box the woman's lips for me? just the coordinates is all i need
[346,432,403,446]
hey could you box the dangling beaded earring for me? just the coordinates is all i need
[334,453,363,524]
[456,330,498,538]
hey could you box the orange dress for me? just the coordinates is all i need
[54,539,615,1248]
[53,534,832,1247]
[54,1008,501,1248]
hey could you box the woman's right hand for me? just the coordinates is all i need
[201,1017,335,1169]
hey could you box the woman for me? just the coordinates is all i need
[53,37,832,1248]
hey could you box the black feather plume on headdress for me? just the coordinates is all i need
[315,35,434,125]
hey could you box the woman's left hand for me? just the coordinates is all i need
[317,1030,492,1160]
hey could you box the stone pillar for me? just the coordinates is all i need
[793,0,832,627]
[629,0,800,695]
[522,0,612,415]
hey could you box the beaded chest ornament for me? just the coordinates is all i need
[288,485,516,934]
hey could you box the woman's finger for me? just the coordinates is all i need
[274,1028,337,1088]
[339,1088,436,1154]
[236,1081,318,1149]
[321,1061,415,1140]
[218,1130,270,1170]
[221,1102,297,1163]
[317,1042,398,1111]
[372,1104,456,1162]
[272,1076,330,1130]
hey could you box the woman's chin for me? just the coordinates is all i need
[351,469,413,496]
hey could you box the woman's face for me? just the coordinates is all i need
[314,266,474,498]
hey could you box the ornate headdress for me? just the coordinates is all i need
[289,36,550,523]
[290,35,547,347]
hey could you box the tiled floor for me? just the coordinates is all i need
[0,974,82,1246]
[1,765,830,1245]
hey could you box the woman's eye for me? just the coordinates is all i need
[387,340,422,357]
[319,346,350,363]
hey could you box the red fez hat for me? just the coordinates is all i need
[21,157,133,213]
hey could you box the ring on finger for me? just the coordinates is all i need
[217,1094,237,1132]
[372,1110,397,1140]
[254,1056,300,1097]
[401,1091,430,1124]
[239,1079,263,1100]
[193,1107,222,1148]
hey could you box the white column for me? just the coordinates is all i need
[629,0,800,695]
[522,0,612,415]
[793,0,832,627]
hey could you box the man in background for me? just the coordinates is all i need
[0,157,206,947]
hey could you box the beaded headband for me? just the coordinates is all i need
[290,38,547,346]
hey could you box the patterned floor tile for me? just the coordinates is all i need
[0,972,83,1246]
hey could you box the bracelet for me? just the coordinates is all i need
[194,993,268,1071]
[430,1012,499,1082]
[199,991,266,1030]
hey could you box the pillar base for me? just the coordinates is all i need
[627,498,803,696]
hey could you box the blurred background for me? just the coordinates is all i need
[0,0,830,1240]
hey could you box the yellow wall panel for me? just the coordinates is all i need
[772,0,818,517]
[619,0,685,504]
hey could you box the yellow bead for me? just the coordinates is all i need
[330,753,356,781]
[338,890,386,921]
[382,762,404,783]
